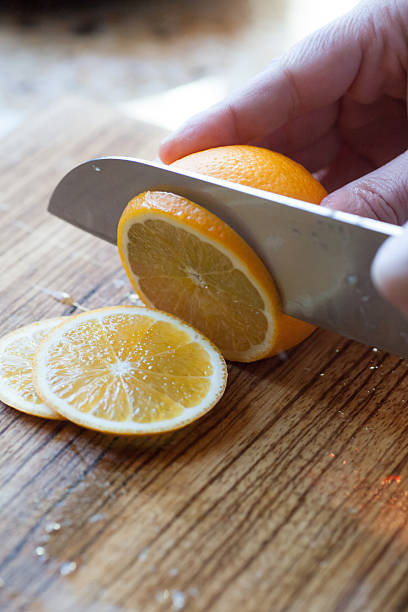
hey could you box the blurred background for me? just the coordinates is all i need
[1,0,360,138]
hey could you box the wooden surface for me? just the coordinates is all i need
[1,101,408,612]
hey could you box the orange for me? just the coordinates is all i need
[33,306,227,435]
[172,145,327,204]
[118,145,327,362]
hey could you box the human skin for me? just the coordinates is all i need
[159,0,408,313]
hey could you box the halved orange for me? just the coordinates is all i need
[118,145,326,361]
[33,306,227,435]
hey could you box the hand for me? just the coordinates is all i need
[372,224,408,314]
[159,0,408,313]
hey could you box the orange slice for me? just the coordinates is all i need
[0,318,67,419]
[33,306,227,435]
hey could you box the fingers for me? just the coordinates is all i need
[338,95,408,168]
[159,13,362,163]
[255,103,339,162]
[286,128,341,174]
[371,225,408,315]
[322,150,408,225]
[316,145,374,192]
[160,63,302,163]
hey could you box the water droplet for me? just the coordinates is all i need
[92,165,101,172]
[156,589,170,603]
[45,522,61,533]
[347,274,358,286]
[88,513,106,524]
[60,561,77,576]
[128,293,143,304]
[172,590,186,610]
[169,567,179,576]
[35,546,46,557]
[138,548,149,561]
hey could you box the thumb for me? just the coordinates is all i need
[371,224,408,315]
[322,150,408,225]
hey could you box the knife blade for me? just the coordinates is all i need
[48,156,408,357]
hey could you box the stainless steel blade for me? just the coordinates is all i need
[49,156,408,357]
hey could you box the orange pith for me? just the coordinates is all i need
[118,145,327,362]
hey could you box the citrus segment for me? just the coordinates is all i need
[0,318,67,419]
[33,306,227,435]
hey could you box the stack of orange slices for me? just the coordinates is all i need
[0,146,326,434]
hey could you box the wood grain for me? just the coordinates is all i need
[1,100,408,612]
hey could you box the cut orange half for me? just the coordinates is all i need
[33,306,227,435]
[0,318,67,419]
[118,145,326,362]
[118,191,315,362]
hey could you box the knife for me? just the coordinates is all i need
[49,156,408,357]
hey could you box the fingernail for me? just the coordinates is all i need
[322,192,349,213]
[158,135,174,164]
[160,134,171,146]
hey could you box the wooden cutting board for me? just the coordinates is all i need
[1,99,408,612]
